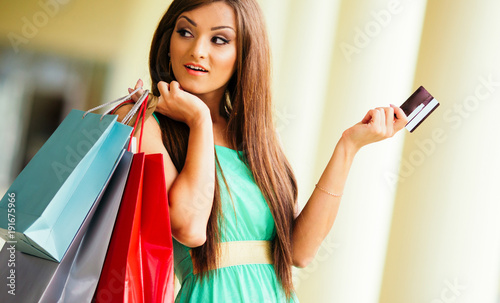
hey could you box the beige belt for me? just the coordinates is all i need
[190,240,273,274]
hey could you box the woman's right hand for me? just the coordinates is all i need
[156,81,210,127]
[128,79,210,128]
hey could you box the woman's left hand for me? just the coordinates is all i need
[342,104,408,151]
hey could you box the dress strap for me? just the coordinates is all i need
[152,112,160,125]
[189,240,273,274]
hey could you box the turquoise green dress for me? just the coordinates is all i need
[173,145,298,302]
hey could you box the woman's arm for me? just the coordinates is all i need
[116,80,215,248]
[167,109,214,248]
[291,105,408,268]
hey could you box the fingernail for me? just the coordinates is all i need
[138,78,142,83]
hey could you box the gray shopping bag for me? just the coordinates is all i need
[0,151,133,303]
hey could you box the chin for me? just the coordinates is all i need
[176,79,212,95]
[178,83,204,95]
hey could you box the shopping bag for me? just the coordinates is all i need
[0,110,132,262]
[142,153,175,303]
[95,98,174,303]
[0,86,149,263]
[94,152,146,303]
[0,150,133,303]
[42,151,134,302]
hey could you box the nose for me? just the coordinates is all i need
[191,37,208,59]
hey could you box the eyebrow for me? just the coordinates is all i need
[178,16,236,33]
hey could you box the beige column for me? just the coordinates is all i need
[103,0,170,101]
[266,0,342,205]
[379,1,500,302]
[294,0,428,302]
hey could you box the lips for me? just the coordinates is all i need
[184,63,208,73]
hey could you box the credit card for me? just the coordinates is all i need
[400,86,440,132]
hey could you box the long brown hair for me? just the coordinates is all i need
[149,0,298,299]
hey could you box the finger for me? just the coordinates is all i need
[376,108,386,132]
[391,104,408,131]
[362,109,375,124]
[373,108,384,122]
[129,79,145,102]
[366,109,381,132]
[128,87,142,94]
[135,79,143,89]
[158,81,170,96]
[383,107,395,134]
[170,81,181,93]
[379,106,394,136]
[127,87,142,102]
[384,107,394,125]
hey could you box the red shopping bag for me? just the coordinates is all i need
[142,153,175,302]
[94,95,174,303]
[94,152,145,303]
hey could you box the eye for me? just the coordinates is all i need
[212,36,230,45]
[176,29,193,38]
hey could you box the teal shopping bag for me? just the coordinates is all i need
[0,109,132,262]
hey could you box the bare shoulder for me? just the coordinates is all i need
[140,115,179,186]
[112,104,162,137]
[112,104,134,123]
[113,103,176,167]
[111,104,178,188]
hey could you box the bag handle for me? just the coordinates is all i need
[120,90,149,125]
[82,88,150,124]
[83,87,151,153]
[82,87,142,118]
[127,94,148,152]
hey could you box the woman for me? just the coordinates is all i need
[117,0,408,302]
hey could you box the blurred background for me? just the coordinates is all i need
[0,0,499,302]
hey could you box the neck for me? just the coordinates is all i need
[194,87,231,147]
[195,88,227,124]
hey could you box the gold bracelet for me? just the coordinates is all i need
[315,183,343,197]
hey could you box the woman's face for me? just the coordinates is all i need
[170,2,237,97]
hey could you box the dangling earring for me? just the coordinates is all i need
[224,90,233,116]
